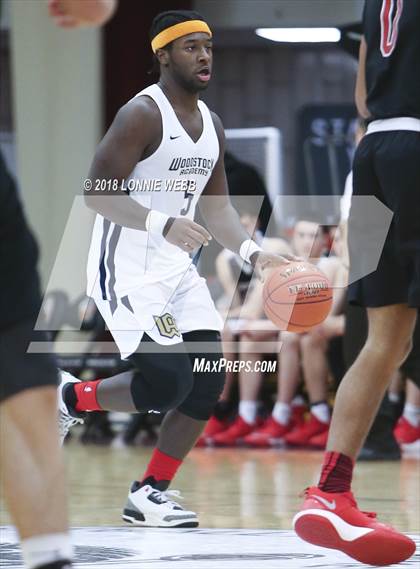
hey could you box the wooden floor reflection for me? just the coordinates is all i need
[5,441,418,531]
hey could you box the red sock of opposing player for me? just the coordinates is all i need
[141,448,182,490]
[71,380,103,412]
[318,451,354,493]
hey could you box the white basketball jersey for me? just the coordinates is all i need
[86,84,220,300]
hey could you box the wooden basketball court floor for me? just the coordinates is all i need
[1,442,419,568]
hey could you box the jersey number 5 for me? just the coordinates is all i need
[180,190,194,216]
[380,0,403,58]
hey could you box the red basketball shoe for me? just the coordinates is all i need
[291,403,307,428]
[293,486,416,565]
[394,417,420,445]
[243,417,292,448]
[308,428,329,450]
[212,416,255,446]
[285,414,329,447]
[196,416,230,447]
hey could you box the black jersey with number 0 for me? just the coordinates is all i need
[363,0,420,120]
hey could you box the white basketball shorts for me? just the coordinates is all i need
[90,266,223,358]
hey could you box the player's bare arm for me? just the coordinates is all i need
[199,112,292,277]
[85,96,161,229]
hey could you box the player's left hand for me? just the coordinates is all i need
[250,251,300,282]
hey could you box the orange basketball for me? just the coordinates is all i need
[263,261,332,333]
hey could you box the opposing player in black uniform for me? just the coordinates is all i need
[0,152,73,569]
[293,1,419,565]
[0,2,117,567]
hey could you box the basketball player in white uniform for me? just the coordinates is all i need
[58,10,290,528]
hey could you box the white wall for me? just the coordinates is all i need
[194,0,364,28]
[10,0,99,293]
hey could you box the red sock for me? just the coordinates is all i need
[73,380,103,412]
[318,451,354,493]
[141,448,182,486]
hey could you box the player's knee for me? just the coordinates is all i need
[239,336,260,354]
[160,368,194,411]
[301,332,324,350]
[386,339,412,369]
[281,331,300,347]
[130,354,194,413]
[179,368,225,420]
[366,333,412,368]
[399,337,413,366]
[300,334,313,349]
[178,330,225,420]
[222,326,234,343]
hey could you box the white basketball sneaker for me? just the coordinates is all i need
[122,482,199,528]
[58,370,84,444]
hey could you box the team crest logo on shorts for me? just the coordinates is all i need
[153,313,181,338]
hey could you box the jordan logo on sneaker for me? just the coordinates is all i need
[313,495,336,510]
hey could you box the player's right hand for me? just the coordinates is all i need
[163,217,212,252]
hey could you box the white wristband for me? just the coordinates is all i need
[145,210,170,237]
[239,239,262,263]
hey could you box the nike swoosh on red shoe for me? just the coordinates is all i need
[312,495,337,510]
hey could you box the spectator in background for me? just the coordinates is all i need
[358,313,420,460]
[396,316,420,446]
[224,152,273,235]
[281,225,347,449]
[198,151,278,444]
[394,378,420,447]
[213,218,346,448]
[198,204,290,445]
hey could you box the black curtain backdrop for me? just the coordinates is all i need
[104,1,193,130]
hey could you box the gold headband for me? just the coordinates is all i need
[151,20,212,53]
